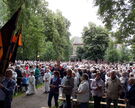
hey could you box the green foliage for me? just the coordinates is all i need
[119,46,131,62]
[94,0,135,43]
[81,22,109,61]
[41,42,57,61]
[0,0,72,61]
[0,0,9,27]
[76,47,85,60]
[131,44,135,61]
[104,41,131,63]
[104,41,120,63]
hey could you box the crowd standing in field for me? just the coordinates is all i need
[0,60,135,108]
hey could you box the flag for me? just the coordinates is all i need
[9,38,19,63]
[9,29,22,63]
[0,7,21,75]
[12,35,17,43]
[9,34,18,61]
[0,32,3,60]
[18,33,23,46]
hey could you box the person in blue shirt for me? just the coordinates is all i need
[0,69,16,108]
[22,72,29,92]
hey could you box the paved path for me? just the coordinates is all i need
[12,87,52,108]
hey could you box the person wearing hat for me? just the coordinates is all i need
[0,69,16,108]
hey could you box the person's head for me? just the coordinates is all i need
[95,72,101,80]
[67,69,72,77]
[107,72,110,77]
[110,70,116,80]
[46,69,50,73]
[30,71,34,76]
[22,72,26,77]
[5,69,13,79]
[121,72,126,77]
[129,72,134,78]
[36,65,39,68]
[128,78,135,85]
[72,72,76,77]
[16,65,20,69]
[29,65,33,69]
[54,71,60,78]
[81,73,89,81]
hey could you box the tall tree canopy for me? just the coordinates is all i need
[94,0,135,43]
[0,0,72,61]
[77,22,109,62]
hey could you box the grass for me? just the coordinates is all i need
[14,91,25,98]
[36,83,44,89]
[13,83,44,98]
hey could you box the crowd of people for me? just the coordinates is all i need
[0,60,135,108]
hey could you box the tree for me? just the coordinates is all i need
[82,22,109,62]
[42,42,57,61]
[119,45,131,63]
[0,0,9,27]
[131,44,135,61]
[94,0,135,43]
[76,47,85,60]
[104,41,120,63]
[0,0,72,61]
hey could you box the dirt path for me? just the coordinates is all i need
[12,87,51,108]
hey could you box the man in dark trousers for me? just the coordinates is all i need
[126,78,135,108]
[0,69,16,108]
[62,69,74,108]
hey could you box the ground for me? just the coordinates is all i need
[12,87,52,108]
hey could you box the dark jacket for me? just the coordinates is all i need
[63,76,74,95]
[1,78,16,108]
[50,77,61,94]
[126,84,135,106]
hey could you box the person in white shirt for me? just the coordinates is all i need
[26,71,36,95]
[43,69,51,93]
[76,73,90,108]
[61,76,66,98]
[72,72,79,98]
[91,72,105,108]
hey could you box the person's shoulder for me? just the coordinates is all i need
[71,77,74,80]
[91,78,96,82]
[100,79,104,83]
[83,81,89,88]
[8,79,16,85]
[132,84,135,89]
[116,77,121,82]
[107,77,111,81]
[85,80,89,85]
[58,78,61,81]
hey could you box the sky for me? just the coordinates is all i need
[46,0,104,37]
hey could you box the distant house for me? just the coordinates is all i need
[70,37,84,60]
